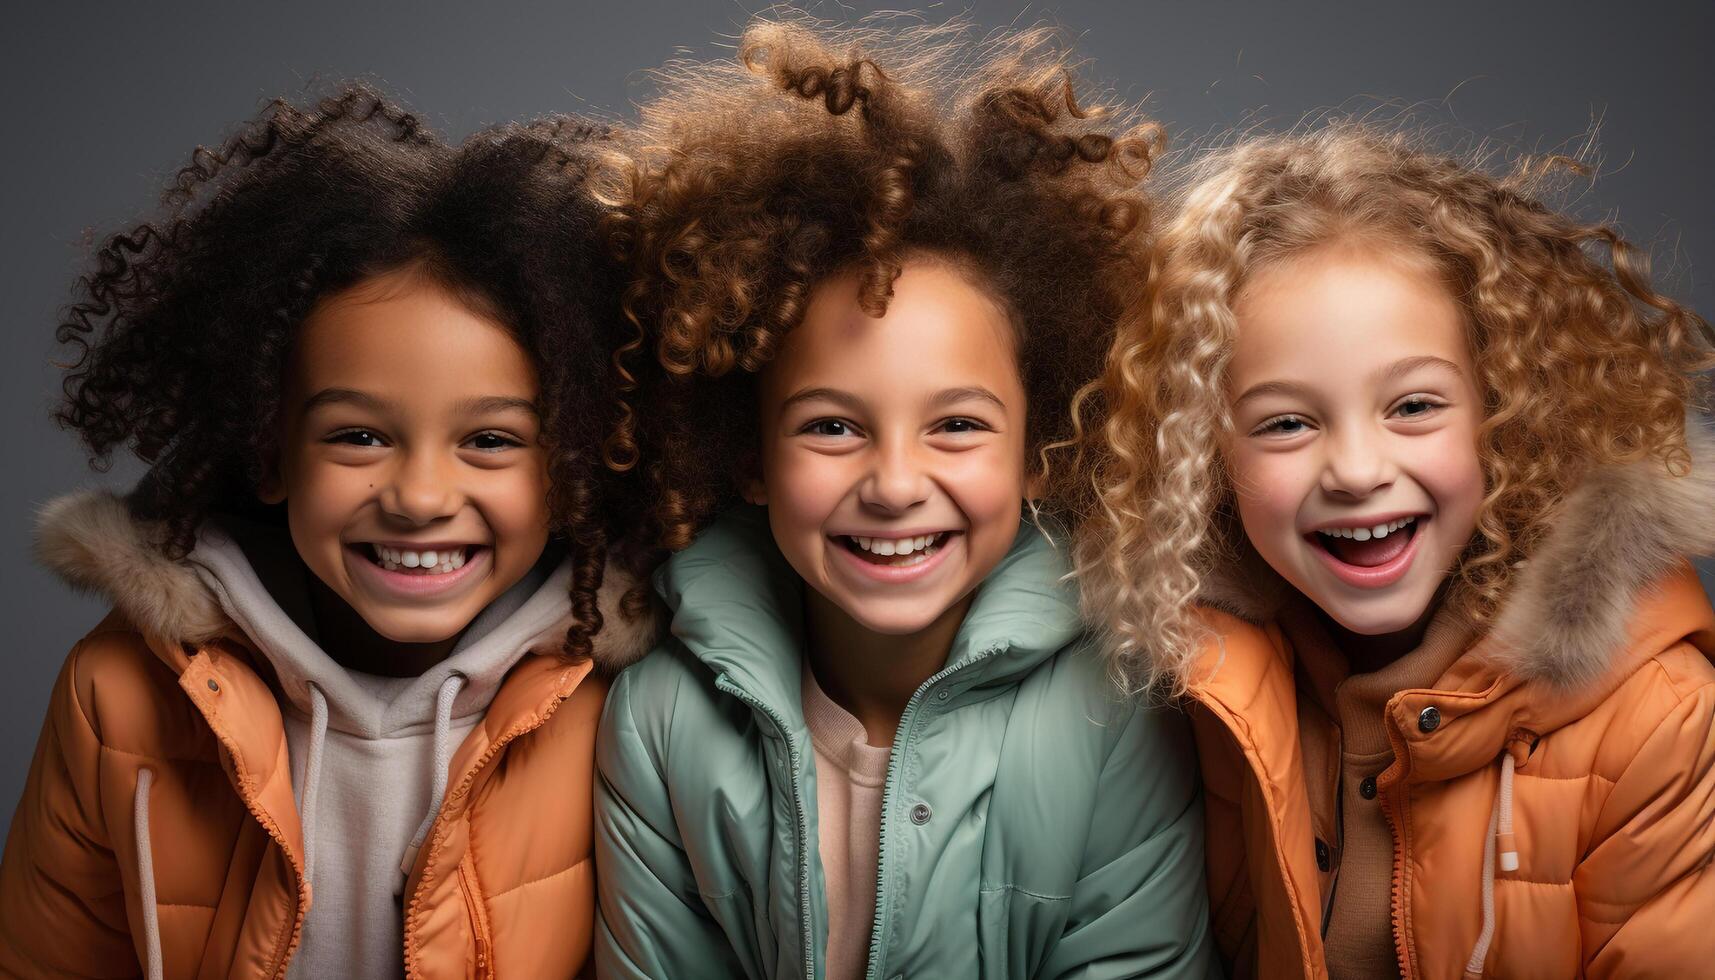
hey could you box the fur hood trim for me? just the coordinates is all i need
[1200,415,1715,689]
[35,489,658,672]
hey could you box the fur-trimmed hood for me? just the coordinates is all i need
[34,489,658,674]
[1199,415,1715,690]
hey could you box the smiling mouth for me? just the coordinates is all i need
[358,544,482,576]
[836,531,957,568]
[1308,516,1423,568]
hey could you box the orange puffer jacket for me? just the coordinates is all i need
[0,492,654,979]
[1187,439,1715,979]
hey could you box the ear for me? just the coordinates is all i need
[1023,466,1047,503]
[737,452,767,506]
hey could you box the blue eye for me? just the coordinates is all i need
[1394,397,1440,419]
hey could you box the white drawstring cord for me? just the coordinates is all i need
[134,768,163,980]
[297,683,329,887]
[1464,749,1519,977]
[400,673,467,880]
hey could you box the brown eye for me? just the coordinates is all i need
[466,431,523,452]
[328,429,385,447]
[804,419,852,437]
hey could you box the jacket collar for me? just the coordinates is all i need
[33,489,658,674]
[653,506,1084,721]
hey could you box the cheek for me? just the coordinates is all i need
[1418,430,1485,534]
[1228,448,1310,540]
[480,462,553,540]
[763,450,855,528]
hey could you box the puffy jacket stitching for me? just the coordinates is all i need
[977,883,1069,902]
[485,854,591,898]
[1578,690,1715,916]
[152,900,218,909]
[95,744,220,767]
[1510,771,1614,784]
[65,641,106,820]
[1492,878,1573,887]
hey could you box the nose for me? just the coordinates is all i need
[1319,425,1396,499]
[858,439,931,514]
[380,450,462,525]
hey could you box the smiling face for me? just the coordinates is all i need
[751,257,1029,638]
[264,266,551,645]
[1225,242,1485,637]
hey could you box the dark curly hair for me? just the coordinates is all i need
[55,84,639,658]
[601,14,1161,554]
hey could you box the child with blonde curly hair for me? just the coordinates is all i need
[591,15,1216,979]
[1075,125,1715,978]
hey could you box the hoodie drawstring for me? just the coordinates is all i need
[400,673,467,880]
[134,768,163,980]
[1464,746,1521,978]
[296,683,329,888]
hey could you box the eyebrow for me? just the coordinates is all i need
[927,385,1008,411]
[1373,355,1466,385]
[300,388,538,417]
[1232,355,1467,408]
[779,385,1008,414]
[779,387,865,414]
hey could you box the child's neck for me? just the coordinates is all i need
[1319,598,1439,676]
[307,575,461,677]
[803,588,974,749]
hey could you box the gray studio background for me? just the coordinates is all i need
[2,0,1711,836]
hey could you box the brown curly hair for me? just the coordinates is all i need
[54,84,640,658]
[1073,122,1715,696]
[599,13,1161,555]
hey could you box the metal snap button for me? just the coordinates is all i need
[1315,838,1331,872]
[206,678,220,693]
[1418,705,1442,733]
[934,689,951,702]
[909,802,932,825]
[1359,776,1378,800]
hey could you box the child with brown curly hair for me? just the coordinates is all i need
[1075,125,1715,978]
[0,86,651,978]
[590,15,1217,980]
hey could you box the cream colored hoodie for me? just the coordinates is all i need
[190,519,573,980]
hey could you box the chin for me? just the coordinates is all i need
[360,610,469,645]
[1315,597,1429,637]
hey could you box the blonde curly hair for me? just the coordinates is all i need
[1072,123,1714,696]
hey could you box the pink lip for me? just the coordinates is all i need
[346,544,490,599]
[1308,519,1425,589]
[830,532,959,585]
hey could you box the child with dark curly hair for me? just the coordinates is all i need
[590,16,1217,979]
[0,86,651,978]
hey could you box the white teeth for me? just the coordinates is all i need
[369,545,470,575]
[1317,515,1418,540]
[848,533,945,557]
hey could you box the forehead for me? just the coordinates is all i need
[291,272,537,400]
[763,260,1022,401]
[1229,246,1469,388]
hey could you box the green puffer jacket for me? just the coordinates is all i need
[594,508,1217,979]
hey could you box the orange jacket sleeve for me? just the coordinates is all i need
[1579,656,1715,977]
[0,641,143,978]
